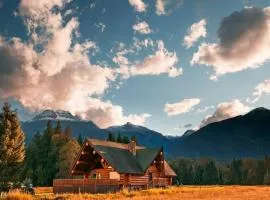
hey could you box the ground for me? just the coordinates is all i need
[4,186,270,200]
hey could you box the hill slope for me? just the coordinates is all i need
[170,107,270,159]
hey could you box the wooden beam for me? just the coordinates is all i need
[76,160,89,165]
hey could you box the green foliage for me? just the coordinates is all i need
[117,133,122,143]
[170,157,270,185]
[122,136,130,144]
[0,103,25,181]
[22,120,80,186]
[77,133,83,145]
[107,132,115,142]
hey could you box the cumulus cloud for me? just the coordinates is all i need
[128,0,147,12]
[130,40,182,77]
[191,7,270,79]
[133,21,152,35]
[249,79,270,103]
[156,0,183,15]
[200,99,250,127]
[113,40,182,78]
[0,0,150,128]
[164,98,201,116]
[183,19,207,48]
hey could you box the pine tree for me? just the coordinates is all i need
[122,136,130,144]
[117,133,122,143]
[77,133,83,145]
[0,103,25,181]
[107,132,115,142]
[54,121,62,135]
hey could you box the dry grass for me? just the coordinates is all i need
[4,191,34,200]
[4,186,270,200]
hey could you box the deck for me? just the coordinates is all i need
[53,177,170,193]
[53,179,119,193]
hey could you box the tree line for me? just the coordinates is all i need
[170,157,270,185]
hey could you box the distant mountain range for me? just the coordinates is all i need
[21,107,270,160]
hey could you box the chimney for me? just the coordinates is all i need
[128,140,136,156]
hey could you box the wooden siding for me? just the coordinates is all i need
[53,179,119,194]
[89,168,113,180]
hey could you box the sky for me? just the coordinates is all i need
[1,0,270,136]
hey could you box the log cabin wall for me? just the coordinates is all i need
[89,168,114,180]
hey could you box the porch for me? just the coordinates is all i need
[53,179,119,194]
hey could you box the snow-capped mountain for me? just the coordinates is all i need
[31,109,81,121]
[22,109,107,143]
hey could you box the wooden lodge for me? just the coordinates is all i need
[53,139,176,193]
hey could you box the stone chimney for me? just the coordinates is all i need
[128,140,136,156]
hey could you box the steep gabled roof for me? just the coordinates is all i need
[72,138,176,176]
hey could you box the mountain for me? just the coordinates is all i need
[21,107,270,160]
[22,110,108,143]
[170,107,270,159]
[32,109,81,121]
[106,122,170,149]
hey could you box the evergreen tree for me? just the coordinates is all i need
[117,133,123,143]
[203,160,218,184]
[122,136,130,144]
[54,121,62,135]
[0,103,25,181]
[231,159,243,184]
[107,132,115,142]
[194,164,204,185]
[56,139,81,178]
[77,133,83,145]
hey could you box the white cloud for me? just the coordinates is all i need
[200,99,250,127]
[196,105,215,113]
[133,21,152,35]
[72,98,151,128]
[128,0,147,12]
[249,80,270,103]
[164,98,201,116]
[130,41,182,77]
[113,40,182,78]
[156,0,183,15]
[183,19,207,48]
[0,0,150,128]
[95,22,106,32]
[191,7,270,79]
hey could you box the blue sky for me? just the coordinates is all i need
[1,0,270,136]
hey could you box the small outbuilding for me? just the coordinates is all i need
[53,138,176,193]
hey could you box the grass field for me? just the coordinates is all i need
[4,186,270,200]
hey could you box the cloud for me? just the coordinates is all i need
[113,40,182,78]
[79,98,151,128]
[183,19,207,48]
[249,79,270,103]
[164,98,201,116]
[156,0,183,15]
[130,41,182,77]
[200,99,250,127]
[133,21,152,35]
[128,0,147,12]
[191,7,270,79]
[0,0,150,128]
[196,105,215,113]
[95,22,106,32]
